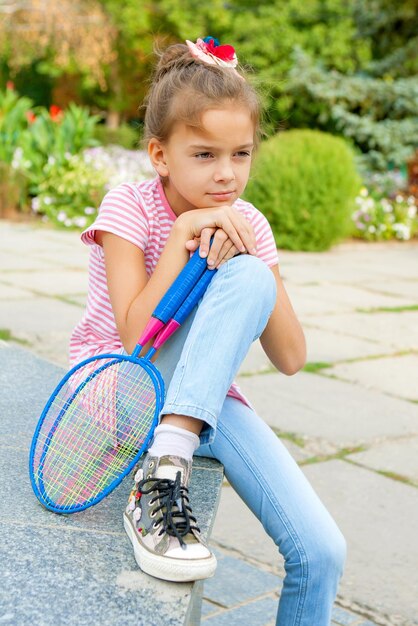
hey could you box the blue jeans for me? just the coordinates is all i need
[154,255,346,626]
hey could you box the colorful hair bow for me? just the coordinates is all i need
[186,36,238,70]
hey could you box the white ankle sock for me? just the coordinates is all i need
[147,424,200,461]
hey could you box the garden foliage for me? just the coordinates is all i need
[286,51,418,170]
[245,130,361,251]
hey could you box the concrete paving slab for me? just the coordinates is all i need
[303,327,393,363]
[0,282,33,299]
[281,261,381,286]
[0,297,82,336]
[280,242,418,284]
[347,436,418,483]
[3,270,88,296]
[301,310,418,351]
[202,596,278,625]
[360,279,418,301]
[203,555,281,607]
[237,371,418,450]
[288,283,417,311]
[1,224,88,269]
[285,285,352,315]
[27,332,76,368]
[239,340,272,375]
[325,354,418,401]
[303,460,418,624]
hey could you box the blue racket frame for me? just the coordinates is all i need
[29,353,163,514]
[29,247,217,514]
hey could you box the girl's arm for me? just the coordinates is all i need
[260,265,307,376]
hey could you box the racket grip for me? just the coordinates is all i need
[174,267,217,324]
[153,246,208,323]
[152,268,217,351]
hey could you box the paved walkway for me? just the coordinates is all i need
[1,220,417,626]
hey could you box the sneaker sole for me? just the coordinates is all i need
[123,513,217,582]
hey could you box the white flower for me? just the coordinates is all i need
[74,216,87,228]
[43,196,53,205]
[368,225,376,233]
[31,197,41,212]
[395,194,404,203]
[380,198,392,213]
[393,223,410,240]
[407,205,417,218]
[57,211,67,222]
[359,187,369,197]
[11,147,23,169]
[64,218,73,227]
[84,207,96,215]
[48,156,56,165]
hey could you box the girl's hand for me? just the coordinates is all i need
[178,205,257,268]
[185,229,241,268]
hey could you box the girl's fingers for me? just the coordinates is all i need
[185,238,200,251]
[207,229,229,267]
[214,241,238,268]
[199,227,216,257]
[220,210,256,256]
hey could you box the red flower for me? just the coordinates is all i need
[26,111,36,124]
[203,37,236,62]
[6,80,15,91]
[49,104,63,122]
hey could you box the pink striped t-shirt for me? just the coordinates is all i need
[69,176,278,405]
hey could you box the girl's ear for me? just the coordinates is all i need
[148,138,169,177]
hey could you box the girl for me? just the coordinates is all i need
[70,37,346,625]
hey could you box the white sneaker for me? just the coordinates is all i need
[123,453,217,582]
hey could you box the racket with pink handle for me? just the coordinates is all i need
[29,251,217,513]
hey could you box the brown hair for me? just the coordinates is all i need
[143,42,262,146]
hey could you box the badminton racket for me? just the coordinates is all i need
[29,250,217,514]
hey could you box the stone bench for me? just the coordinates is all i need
[0,344,224,626]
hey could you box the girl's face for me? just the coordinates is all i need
[149,102,255,216]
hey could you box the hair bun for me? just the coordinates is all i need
[154,43,194,81]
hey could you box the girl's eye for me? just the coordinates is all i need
[236,151,252,158]
[195,152,213,159]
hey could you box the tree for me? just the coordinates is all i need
[0,0,116,90]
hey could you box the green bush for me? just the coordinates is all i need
[17,102,101,195]
[0,86,33,163]
[0,162,28,217]
[93,122,141,149]
[245,129,361,251]
[33,154,107,229]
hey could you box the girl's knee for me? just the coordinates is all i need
[282,521,346,583]
[226,254,277,304]
[304,525,347,580]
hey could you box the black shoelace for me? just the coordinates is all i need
[138,472,200,548]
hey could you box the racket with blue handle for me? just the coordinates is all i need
[29,251,217,514]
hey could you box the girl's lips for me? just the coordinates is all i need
[209,191,235,201]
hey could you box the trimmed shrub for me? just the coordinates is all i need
[245,129,361,251]
[93,122,141,149]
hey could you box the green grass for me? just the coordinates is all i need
[302,362,332,373]
[272,428,306,448]
[0,328,30,345]
[376,469,418,488]
[299,445,367,466]
[357,304,418,313]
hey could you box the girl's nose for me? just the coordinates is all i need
[213,160,235,183]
